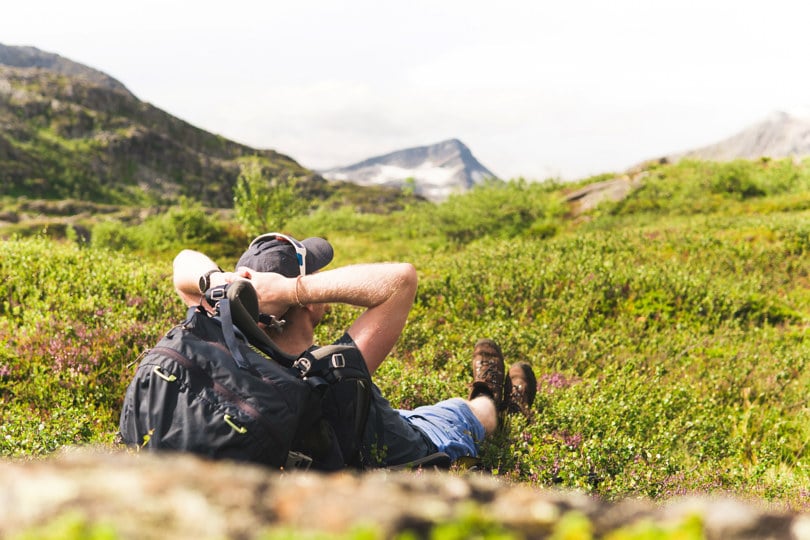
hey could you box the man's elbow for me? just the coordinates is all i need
[398,262,418,296]
[173,249,197,268]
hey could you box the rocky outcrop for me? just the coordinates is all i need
[2,447,807,539]
[564,173,647,216]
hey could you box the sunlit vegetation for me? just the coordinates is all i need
[2,158,810,511]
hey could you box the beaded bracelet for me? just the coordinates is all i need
[294,275,305,307]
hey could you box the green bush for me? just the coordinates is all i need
[607,159,810,218]
[0,237,177,455]
[433,179,566,244]
[91,198,224,252]
[233,159,308,237]
[91,220,138,251]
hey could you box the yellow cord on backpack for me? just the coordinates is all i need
[224,414,248,434]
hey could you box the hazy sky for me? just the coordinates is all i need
[3,0,809,180]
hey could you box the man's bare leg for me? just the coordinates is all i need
[467,395,498,434]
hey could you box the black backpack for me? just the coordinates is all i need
[117,280,372,470]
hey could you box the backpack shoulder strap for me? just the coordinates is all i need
[292,344,369,383]
[205,281,298,368]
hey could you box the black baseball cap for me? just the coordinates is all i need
[236,232,334,277]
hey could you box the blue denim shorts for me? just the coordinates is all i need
[397,398,485,461]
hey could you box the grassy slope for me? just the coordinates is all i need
[1,158,810,509]
[0,65,310,207]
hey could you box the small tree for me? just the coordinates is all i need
[233,160,308,237]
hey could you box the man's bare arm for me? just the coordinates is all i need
[172,249,232,307]
[245,262,418,374]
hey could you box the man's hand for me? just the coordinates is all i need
[236,267,297,318]
[244,262,417,374]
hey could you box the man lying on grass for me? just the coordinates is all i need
[174,232,537,467]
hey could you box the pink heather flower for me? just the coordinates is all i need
[553,430,583,450]
[540,372,576,392]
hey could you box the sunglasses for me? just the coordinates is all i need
[248,232,307,276]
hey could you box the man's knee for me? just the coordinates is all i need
[467,395,497,434]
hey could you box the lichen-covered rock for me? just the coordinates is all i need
[0,447,805,539]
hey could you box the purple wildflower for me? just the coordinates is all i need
[540,372,576,392]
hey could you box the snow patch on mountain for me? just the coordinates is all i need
[320,139,497,202]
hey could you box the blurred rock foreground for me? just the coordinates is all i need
[2,447,809,539]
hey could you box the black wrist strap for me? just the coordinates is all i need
[199,266,223,293]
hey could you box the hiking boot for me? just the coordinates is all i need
[505,362,537,417]
[469,338,507,409]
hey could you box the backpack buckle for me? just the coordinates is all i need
[293,357,311,374]
[285,451,313,470]
[331,353,345,368]
[208,287,227,301]
[205,285,227,309]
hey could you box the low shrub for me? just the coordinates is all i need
[0,237,176,455]
[3,167,810,508]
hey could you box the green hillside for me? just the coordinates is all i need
[2,157,810,510]
[0,63,311,207]
[0,45,418,214]
[0,53,423,234]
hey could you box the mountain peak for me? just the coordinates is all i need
[321,139,497,202]
[0,43,130,94]
[770,107,810,121]
[666,110,810,163]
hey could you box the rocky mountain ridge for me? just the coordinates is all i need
[321,138,497,202]
[664,110,810,163]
